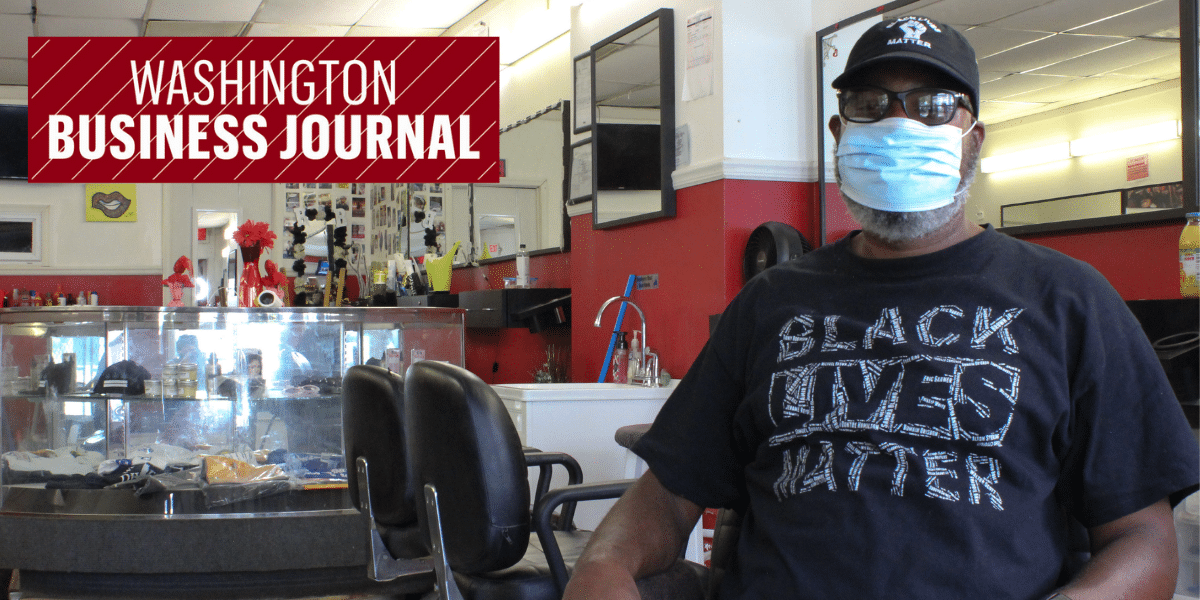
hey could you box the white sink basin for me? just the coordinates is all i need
[492,380,678,401]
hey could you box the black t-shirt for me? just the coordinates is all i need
[635,226,1199,599]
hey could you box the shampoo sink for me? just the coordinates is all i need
[491,380,677,529]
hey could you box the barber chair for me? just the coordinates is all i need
[342,364,436,586]
[404,360,707,600]
[343,363,651,598]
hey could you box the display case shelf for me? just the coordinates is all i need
[0,306,462,597]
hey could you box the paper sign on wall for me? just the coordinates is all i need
[1127,154,1149,181]
[682,9,715,101]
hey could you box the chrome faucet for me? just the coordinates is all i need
[594,296,660,387]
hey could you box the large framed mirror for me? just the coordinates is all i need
[474,101,570,263]
[817,0,1197,243]
[590,8,676,229]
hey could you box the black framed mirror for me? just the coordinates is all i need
[473,101,571,263]
[590,8,675,229]
[816,0,1197,243]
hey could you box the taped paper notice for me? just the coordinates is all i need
[683,9,715,101]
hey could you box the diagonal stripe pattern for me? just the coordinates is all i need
[28,36,500,184]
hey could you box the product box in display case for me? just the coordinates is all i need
[0,306,463,597]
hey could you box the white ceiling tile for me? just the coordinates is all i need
[254,0,375,27]
[981,72,1075,100]
[0,58,25,85]
[991,0,1161,33]
[979,100,1049,123]
[148,0,260,22]
[978,33,1128,73]
[37,16,141,37]
[0,0,27,15]
[360,0,485,29]
[1109,51,1180,78]
[0,13,30,57]
[1029,38,1177,77]
[247,22,351,37]
[37,0,148,19]
[886,0,1056,28]
[979,70,1011,84]
[1071,0,1178,37]
[1005,75,1158,103]
[346,25,443,37]
[145,20,246,37]
[962,27,1055,59]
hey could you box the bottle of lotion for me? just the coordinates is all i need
[627,330,641,382]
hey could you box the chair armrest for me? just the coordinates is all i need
[524,451,584,526]
[531,479,635,596]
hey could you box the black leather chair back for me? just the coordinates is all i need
[343,364,418,527]
[404,360,531,575]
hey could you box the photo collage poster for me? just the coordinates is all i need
[281,182,366,275]
[407,183,446,259]
[367,183,405,262]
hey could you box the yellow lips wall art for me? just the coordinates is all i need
[85,183,137,222]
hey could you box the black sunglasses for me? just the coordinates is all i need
[837,86,974,126]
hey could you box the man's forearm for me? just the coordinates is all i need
[563,470,703,600]
[1057,499,1179,600]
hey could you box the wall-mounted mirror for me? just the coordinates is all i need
[590,8,675,229]
[817,0,1197,242]
[474,101,570,262]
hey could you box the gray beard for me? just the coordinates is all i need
[835,137,981,244]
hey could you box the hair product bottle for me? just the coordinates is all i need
[611,331,629,384]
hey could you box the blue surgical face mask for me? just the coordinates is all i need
[835,117,969,213]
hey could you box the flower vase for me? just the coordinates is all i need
[167,282,185,307]
[239,244,263,307]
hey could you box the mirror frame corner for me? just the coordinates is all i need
[590,7,676,230]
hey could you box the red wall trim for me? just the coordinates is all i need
[0,275,163,306]
[1014,221,1185,301]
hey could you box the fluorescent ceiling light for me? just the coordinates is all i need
[1069,120,1180,157]
[980,142,1071,173]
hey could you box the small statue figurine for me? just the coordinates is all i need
[163,255,194,307]
[261,259,290,306]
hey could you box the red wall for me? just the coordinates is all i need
[569,180,821,384]
[1014,221,1184,301]
[0,275,163,306]
[451,252,573,384]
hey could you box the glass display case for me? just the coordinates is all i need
[0,306,463,597]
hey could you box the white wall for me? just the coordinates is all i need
[0,181,163,274]
[568,0,879,192]
[164,183,273,304]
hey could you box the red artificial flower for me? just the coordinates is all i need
[173,255,192,276]
[164,255,194,287]
[233,219,277,250]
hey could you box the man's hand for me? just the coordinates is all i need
[562,469,703,600]
[1058,498,1179,600]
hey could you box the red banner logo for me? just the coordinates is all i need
[27,37,499,183]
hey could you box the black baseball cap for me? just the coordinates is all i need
[831,16,979,116]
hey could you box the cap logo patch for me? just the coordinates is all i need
[886,17,941,50]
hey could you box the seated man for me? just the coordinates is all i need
[564,16,1199,600]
